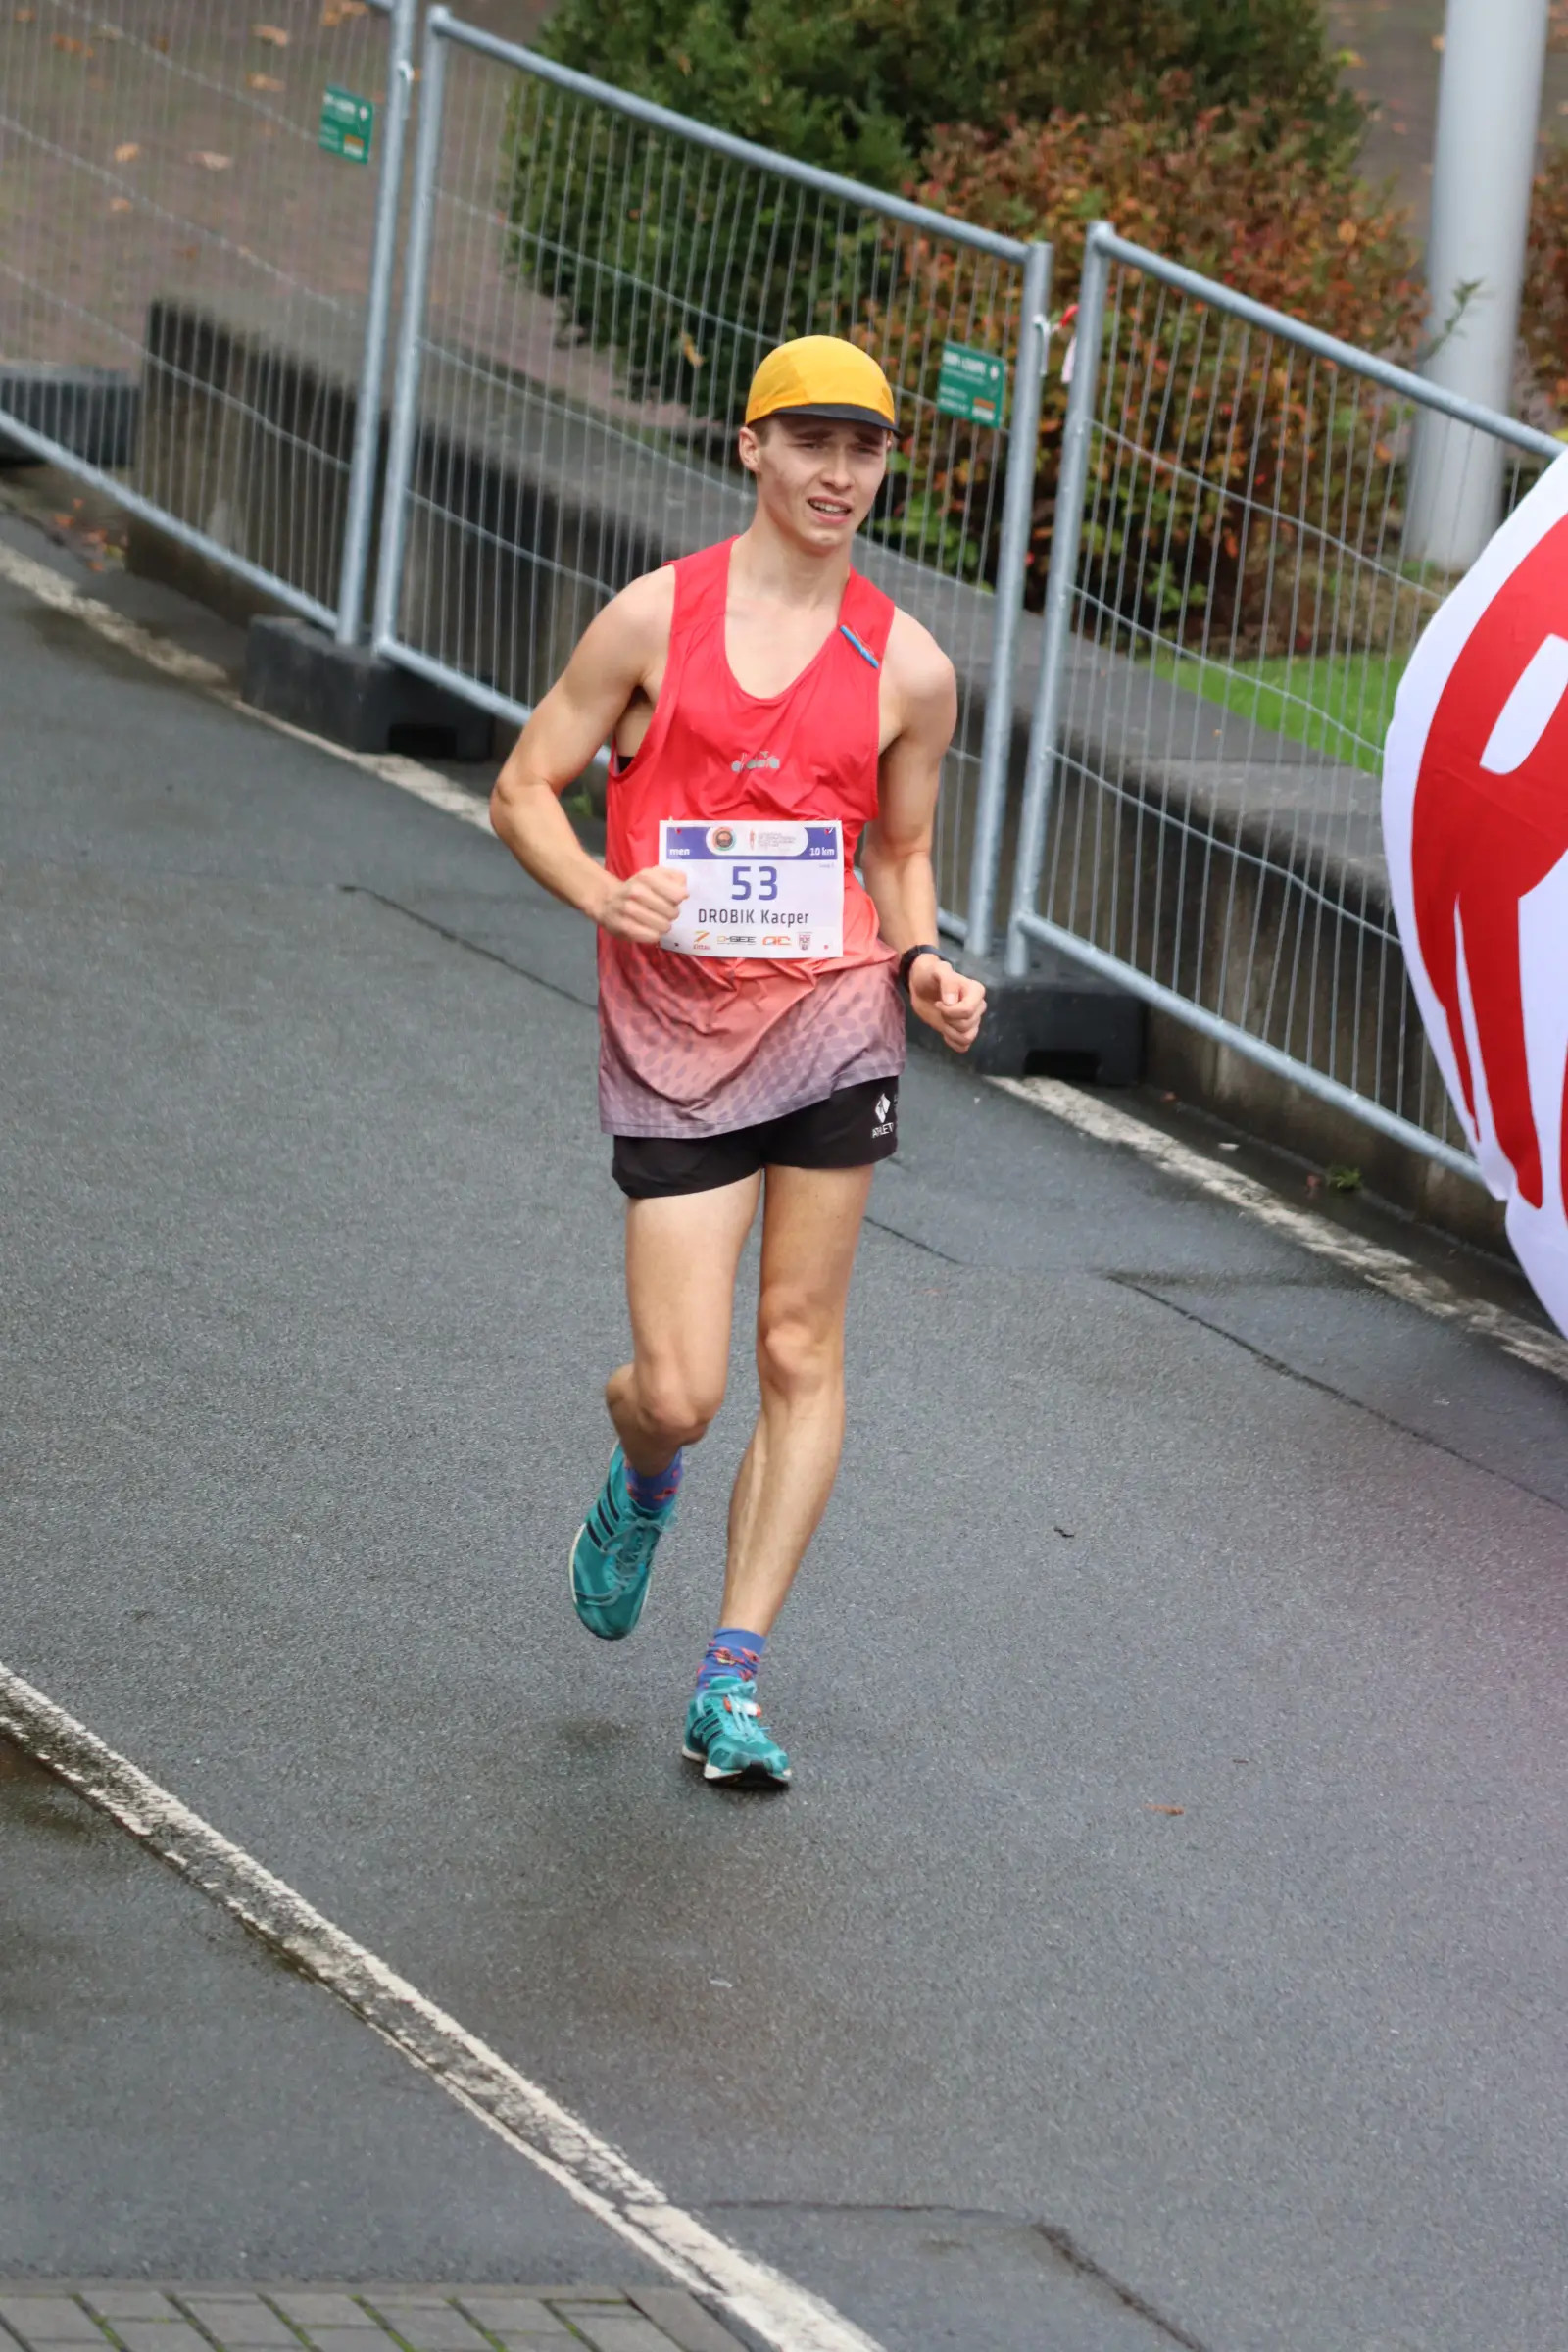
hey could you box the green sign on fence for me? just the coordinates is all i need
[318,85,374,165]
[936,342,1005,428]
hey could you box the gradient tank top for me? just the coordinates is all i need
[598,538,906,1137]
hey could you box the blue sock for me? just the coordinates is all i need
[624,1448,683,1512]
[697,1627,766,1692]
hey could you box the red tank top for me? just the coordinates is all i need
[597,538,906,1138]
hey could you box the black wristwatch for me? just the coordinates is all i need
[896,943,944,997]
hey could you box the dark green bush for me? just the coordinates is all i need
[533,0,1364,172]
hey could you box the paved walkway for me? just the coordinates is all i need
[0,2293,738,2352]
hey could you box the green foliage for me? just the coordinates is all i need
[504,67,896,422]
[533,0,971,186]
[993,0,1364,158]
[533,0,1364,165]
[1152,644,1405,775]
[509,0,1379,614]
[514,0,1365,431]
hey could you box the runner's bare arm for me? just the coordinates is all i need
[489,571,687,944]
[860,614,987,1053]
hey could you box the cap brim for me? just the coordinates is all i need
[754,401,896,432]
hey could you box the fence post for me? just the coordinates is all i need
[963,238,1052,962]
[371,8,451,656]
[334,0,417,647]
[1004,222,1111,980]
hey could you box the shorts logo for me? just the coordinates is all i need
[875,1093,892,1123]
[871,1090,895,1139]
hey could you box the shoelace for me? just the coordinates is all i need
[711,1682,775,1742]
[602,1504,662,1594]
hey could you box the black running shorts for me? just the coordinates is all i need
[612,1076,900,1200]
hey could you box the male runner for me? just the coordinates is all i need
[490,335,986,1787]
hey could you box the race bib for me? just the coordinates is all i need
[657,819,844,958]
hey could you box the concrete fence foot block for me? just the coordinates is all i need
[913,945,1144,1082]
[242,616,492,760]
[0,366,139,468]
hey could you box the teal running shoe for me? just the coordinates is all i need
[569,1445,675,1641]
[682,1676,791,1785]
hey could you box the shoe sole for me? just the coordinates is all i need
[681,1740,791,1786]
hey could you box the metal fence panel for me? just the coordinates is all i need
[1008,222,1563,1178]
[372,7,1049,943]
[0,0,414,636]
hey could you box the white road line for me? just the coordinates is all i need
[993,1076,1568,1386]
[0,539,494,835]
[6,530,1564,1388]
[0,1659,882,2352]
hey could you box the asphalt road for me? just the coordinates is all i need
[4,514,1568,2352]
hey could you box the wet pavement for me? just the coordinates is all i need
[3,503,1568,2351]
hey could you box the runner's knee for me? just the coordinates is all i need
[756,1307,839,1402]
[635,1368,724,1450]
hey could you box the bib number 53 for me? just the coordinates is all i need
[730,862,778,903]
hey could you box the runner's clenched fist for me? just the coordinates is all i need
[906,952,987,1053]
[597,863,688,944]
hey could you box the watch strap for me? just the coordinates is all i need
[897,943,944,996]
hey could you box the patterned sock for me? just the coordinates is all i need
[624,1448,683,1513]
[697,1627,766,1692]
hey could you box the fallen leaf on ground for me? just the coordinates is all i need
[113,140,140,162]
[1146,1804,1185,1816]
[109,196,133,212]
[247,71,283,89]
[188,150,232,170]
[252,21,289,43]
[15,8,36,22]
[52,31,92,54]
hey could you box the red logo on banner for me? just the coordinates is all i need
[1410,513,1568,1212]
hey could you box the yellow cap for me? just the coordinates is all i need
[744,336,896,433]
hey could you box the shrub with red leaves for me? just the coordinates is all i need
[915,77,1425,636]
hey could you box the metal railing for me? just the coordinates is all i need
[1007,221,1563,1178]
[0,0,415,640]
[13,16,1562,1186]
[370,7,1050,947]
